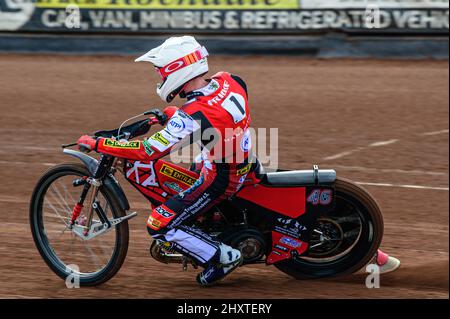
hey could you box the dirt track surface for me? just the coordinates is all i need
[0,54,448,299]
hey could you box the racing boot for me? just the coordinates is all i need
[196,243,243,286]
[375,249,401,274]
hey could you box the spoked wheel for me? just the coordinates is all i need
[275,178,383,279]
[30,163,129,286]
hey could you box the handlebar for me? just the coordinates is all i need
[61,142,78,148]
[61,108,166,150]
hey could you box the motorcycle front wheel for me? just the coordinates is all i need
[275,177,383,279]
[29,163,129,286]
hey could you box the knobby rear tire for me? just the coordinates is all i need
[29,163,129,286]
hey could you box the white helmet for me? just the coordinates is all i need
[135,36,209,103]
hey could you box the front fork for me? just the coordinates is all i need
[69,155,114,236]
[68,177,102,234]
[82,181,100,236]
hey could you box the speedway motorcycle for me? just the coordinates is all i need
[30,109,384,286]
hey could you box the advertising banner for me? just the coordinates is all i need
[0,0,448,33]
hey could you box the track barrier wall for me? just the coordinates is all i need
[0,1,448,57]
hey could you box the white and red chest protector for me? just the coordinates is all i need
[180,71,252,165]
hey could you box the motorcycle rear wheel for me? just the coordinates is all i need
[274,177,383,279]
[29,163,129,286]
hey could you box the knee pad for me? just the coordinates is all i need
[146,205,177,237]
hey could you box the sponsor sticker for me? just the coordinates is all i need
[142,140,155,156]
[150,132,170,146]
[163,182,183,193]
[177,110,189,119]
[272,250,281,256]
[103,139,140,149]
[147,216,161,230]
[155,206,175,219]
[275,226,300,239]
[209,80,219,90]
[236,163,252,176]
[277,217,292,225]
[274,244,289,252]
[160,164,197,186]
[208,80,230,105]
[167,116,185,133]
[280,236,301,248]
[277,218,307,232]
[240,129,251,152]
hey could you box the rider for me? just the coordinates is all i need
[77,36,252,286]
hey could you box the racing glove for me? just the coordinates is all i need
[77,135,97,151]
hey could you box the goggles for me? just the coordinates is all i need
[155,46,209,81]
